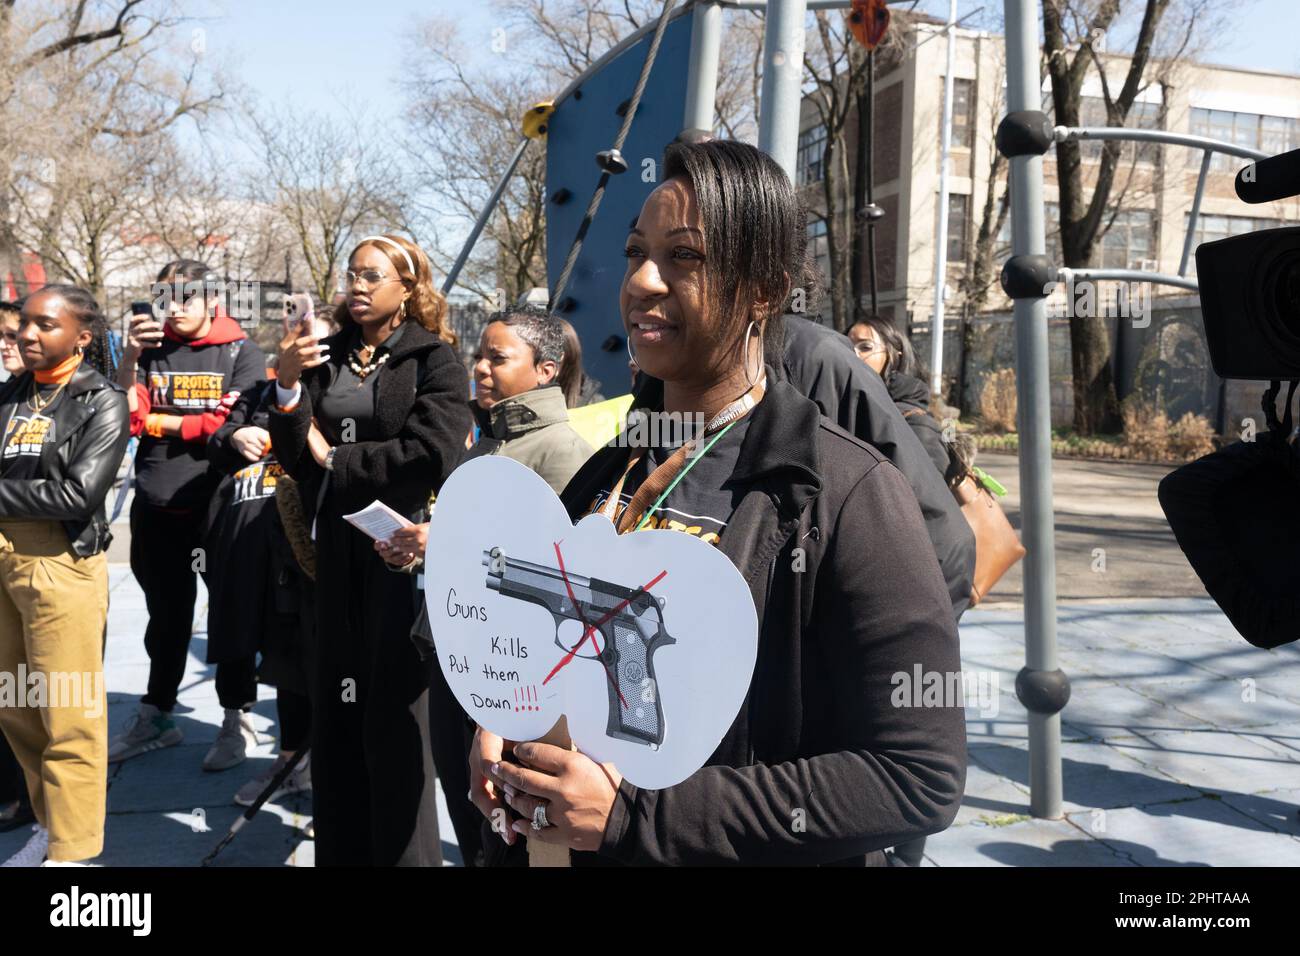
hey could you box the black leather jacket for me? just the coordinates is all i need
[0,363,131,556]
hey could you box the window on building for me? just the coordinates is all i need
[806,216,831,283]
[1188,108,1299,172]
[941,78,975,150]
[1100,209,1155,270]
[797,124,827,186]
[1183,212,1290,274]
[945,193,969,263]
[1078,96,1162,163]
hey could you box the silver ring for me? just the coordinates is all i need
[531,803,550,831]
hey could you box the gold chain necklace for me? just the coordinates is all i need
[28,377,68,413]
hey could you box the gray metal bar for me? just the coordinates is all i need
[1056,267,1199,293]
[757,0,809,180]
[723,0,849,8]
[930,0,958,397]
[683,2,723,132]
[1004,0,1062,820]
[1056,126,1269,161]
[1179,151,1213,277]
[441,136,530,296]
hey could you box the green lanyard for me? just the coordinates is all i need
[632,417,741,532]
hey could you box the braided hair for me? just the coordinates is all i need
[38,284,117,380]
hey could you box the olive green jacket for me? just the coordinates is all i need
[465,384,594,495]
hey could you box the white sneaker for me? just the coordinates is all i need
[234,752,311,806]
[1,824,49,867]
[203,709,257,772]
[108,702,183,763]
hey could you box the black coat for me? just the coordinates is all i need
[548,375,967,866]
[781,318,975,619]
[203,382,311,681]
[267,322,472,522]
[0,363,130,556]
[888,370,953,479]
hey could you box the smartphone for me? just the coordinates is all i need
[282,293,315,336]
[131,301,163,348]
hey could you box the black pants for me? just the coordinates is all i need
[131,500,209,712]
[214,655,258,712]
[311,505,441,867]
[278,687,311,753]
[0,730,29,809]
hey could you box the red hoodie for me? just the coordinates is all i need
[129,312,251,442]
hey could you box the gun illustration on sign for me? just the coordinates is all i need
[483,547,674,749]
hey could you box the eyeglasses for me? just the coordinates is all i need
[345,269,398,288]
[853,341,886,357]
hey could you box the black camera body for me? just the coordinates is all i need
[1196,227,1300,380]
[1197,147,1300,380]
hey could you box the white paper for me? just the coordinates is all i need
[343,500,413,541]
[423,455,759,791]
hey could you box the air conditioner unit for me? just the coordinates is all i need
[1136,258,1159,272]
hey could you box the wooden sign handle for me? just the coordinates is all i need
[526,716,572,868]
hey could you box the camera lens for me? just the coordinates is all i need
[1273,249,1300,332]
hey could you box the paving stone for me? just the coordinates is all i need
[1066,800,1300,866]
[1110,729,1300,793]
[925,815,1131,867]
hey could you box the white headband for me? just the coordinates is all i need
[359,235,416,276]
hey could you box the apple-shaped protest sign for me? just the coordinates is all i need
[423,455,759,790]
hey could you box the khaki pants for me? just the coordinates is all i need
[0,520,109,862]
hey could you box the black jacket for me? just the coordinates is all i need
[267,322,472,523]
[888,370,952,478]
[0,363,130,556]
[554,375,967,866]
[782,318,975,619]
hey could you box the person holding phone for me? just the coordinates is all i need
[109,260,266,770]
[0,285,129,866]
[268,235,470,866]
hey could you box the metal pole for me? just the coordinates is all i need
[683,1,723,133]
[1178,151,1213,276]
[866,48,878,314]
[441,136,530,295]
[756,0,809,180]
[1004,0,1062,819]
[930,0,957,397]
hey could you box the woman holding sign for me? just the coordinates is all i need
[470,140,966,865]
[269,235,470,866]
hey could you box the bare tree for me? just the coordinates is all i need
[802,10,874,331]
[246,105,410,304]
[1043,0,1218,434]
[0,0,225,295]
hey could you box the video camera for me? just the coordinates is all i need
[1161,146,1300,649]
[1195,146,1300,379]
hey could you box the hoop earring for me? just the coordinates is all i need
[75,344,84,356]
[744,320,763,388]
[626,333,637,368]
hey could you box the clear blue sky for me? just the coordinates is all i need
[204,0,1300,126]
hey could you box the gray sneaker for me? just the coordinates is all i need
[107,703,183,764]
[234,752,312,807]
[203,709,257,772]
